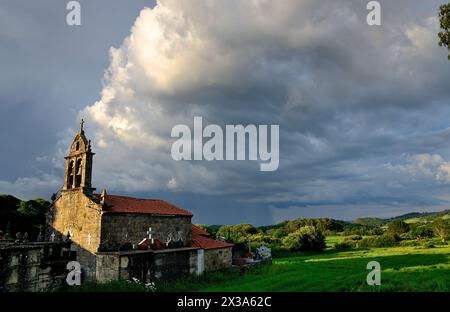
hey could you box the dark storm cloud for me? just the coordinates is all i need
[0,0,152,196]
[2,0,450,225]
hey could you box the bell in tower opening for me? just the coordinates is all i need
[63,119,96,194]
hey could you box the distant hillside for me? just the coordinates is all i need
[251,209,450,231]
[255,218,366,235]
[387,210,450,222]
[351,210,450,226]
[353,217,386,227]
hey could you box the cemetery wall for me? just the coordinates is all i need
[96,247,199,283]
[0,242,73,292]
[204,247,233,272]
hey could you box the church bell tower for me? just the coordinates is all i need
[63,119,95,194]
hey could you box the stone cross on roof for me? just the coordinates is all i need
[80,119,84,133]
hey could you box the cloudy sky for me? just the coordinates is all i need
[1,0,450,225]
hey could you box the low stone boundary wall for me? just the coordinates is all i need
[0,242,73,292]
[96,247,200,283]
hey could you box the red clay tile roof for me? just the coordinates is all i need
[192,226,234,250]
[192,225,210,236]
[104,195,193,216]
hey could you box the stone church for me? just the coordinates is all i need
[46,121,233,282]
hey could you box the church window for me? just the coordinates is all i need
[75,159,82,187]
[67,160,74,189]
[76,141,80,151]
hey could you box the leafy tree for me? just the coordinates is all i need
[285,219,307,233]
[17,198,49,220]
[216,224,257,243]
[282,226,326,252]
[285,218,343,234]
[315,218,344,232]
[387,220,410,235]
[0,195,50,240]
[216,225,234,241]
[410,224,434,240]
[230,224,257,243]
[433,218,450,243]
[270,227,288,239]
[369,227,385,236]
[438,2,450,60]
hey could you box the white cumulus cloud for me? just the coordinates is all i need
[73,0,450,215]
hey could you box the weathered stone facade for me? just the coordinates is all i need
[95,248,200,283]
[0,242,73,292]
[47,189,102,280]
[100,213,192,251]
[204,247,233,272]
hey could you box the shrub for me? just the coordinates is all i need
[323,230,337,236]
[370,228,385,236]
[399,233,410,240]
[249,233,281,250]
[421,241,435,249]
[358,234,400,248]
[399,240,420,247]
[334,241,353,250]
[282,226,326,252]
[426,237,448,246]
[347,235,362,241]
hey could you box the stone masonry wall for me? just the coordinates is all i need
[95,254,120,282]
[99,213,192,251]
[0,242,73,292]
[48,189,102,280]
[204,247,233,272]
[96,248,198,283]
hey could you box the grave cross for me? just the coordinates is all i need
[166,233,173,245]
[50,232,55,242]
[146,227,155,244]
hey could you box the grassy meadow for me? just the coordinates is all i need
[73,238,450,292]
[156,245,450,292]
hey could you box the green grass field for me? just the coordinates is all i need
[71,240,450,292]
[154,245,450,292]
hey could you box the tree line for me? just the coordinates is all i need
[197,214,450,253]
